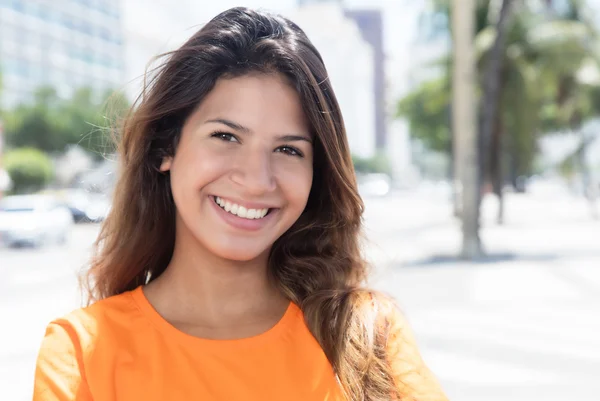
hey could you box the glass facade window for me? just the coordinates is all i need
[0,0,124,107]
[81,24,92,36]
[46,8,61,24]
[9,59,30,78]
[5,0,24,13]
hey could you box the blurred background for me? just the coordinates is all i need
[0,0,599,400]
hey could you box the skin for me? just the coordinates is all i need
[143,73,314,340]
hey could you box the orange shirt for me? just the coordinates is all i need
[33,287,447,401]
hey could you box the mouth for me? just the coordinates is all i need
[210,196,274,220]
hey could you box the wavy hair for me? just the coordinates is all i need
[85,7,402,400]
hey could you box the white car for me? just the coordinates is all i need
[357,173,392,198]
[0,195,74,247]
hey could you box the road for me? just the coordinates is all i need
[1,190,599,400]
[0,224,96,399]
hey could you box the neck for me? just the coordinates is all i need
[146,218,286,328]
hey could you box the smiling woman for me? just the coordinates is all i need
[32,7,448,401]
[157,74,314,262]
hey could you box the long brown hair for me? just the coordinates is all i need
[86,7,402,400]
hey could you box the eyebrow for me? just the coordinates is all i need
[205,118,313,143]
[205,118,250,133]
[277,134,313,144]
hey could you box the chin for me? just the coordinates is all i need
[208,242,271,263]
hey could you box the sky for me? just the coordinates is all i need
[120,0,440,101]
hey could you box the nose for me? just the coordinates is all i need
[230,148,276,195]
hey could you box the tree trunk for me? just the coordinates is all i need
[491,115,505,224]
[576,130,599,219]
[450,127,462,218]
[508,152,519,192]
[576,130,588,189]
[480,0,513,225]
[479,0,513,168]
[452,0,482,260]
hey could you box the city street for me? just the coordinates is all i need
[1,190,599,401]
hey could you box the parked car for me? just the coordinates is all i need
[41,189,111,223]
[0,194,74,247]
[357,173,392,197]
[83,197,111,223]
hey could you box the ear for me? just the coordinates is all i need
[159,157,173,172]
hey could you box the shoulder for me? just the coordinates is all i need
[344,289,418,365]
[368,291,448,400]
[42,288,142,353]
[34,289,142,400]
[370,292,421,368]
[353,289,406,333]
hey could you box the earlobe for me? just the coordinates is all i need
[159,157,173,172]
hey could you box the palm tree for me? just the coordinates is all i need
[400,0,600,222]
[479,0,515,225]
[482,0,600,222]
[452,0,482,259]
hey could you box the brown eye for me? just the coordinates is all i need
[276,146,303,157]
[211,132,238,142]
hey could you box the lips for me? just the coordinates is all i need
[209,195,278,231]
[211,196,270,220]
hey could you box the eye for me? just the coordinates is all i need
[211,131,239,142]
[276,146,303,157]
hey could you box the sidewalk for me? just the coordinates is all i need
[361,190,600,401]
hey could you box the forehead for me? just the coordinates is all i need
[189,73,309,135]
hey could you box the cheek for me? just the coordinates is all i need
[277,162,313,208]
[170,148,228,192]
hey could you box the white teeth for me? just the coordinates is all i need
[214,197,270,220]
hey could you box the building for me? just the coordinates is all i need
[296,0,387,151]
[344,9,386,150]
[0,0,125,108]
[290,4,377,158]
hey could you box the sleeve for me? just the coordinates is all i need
[33,321,93,401]
[386,306,449,401]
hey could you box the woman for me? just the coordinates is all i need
[34,7,448,401]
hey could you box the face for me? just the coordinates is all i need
[160,73,313,262]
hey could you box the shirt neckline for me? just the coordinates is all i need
[129,286,299,350]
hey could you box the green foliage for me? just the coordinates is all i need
[422,0,494,40]
[352,153,391,175]
[4,148,54,194]
[399,0,600,180]
[3,86,130,158]
[61,87,130,159]
[397,77,451,153]
[4,87,69,152]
